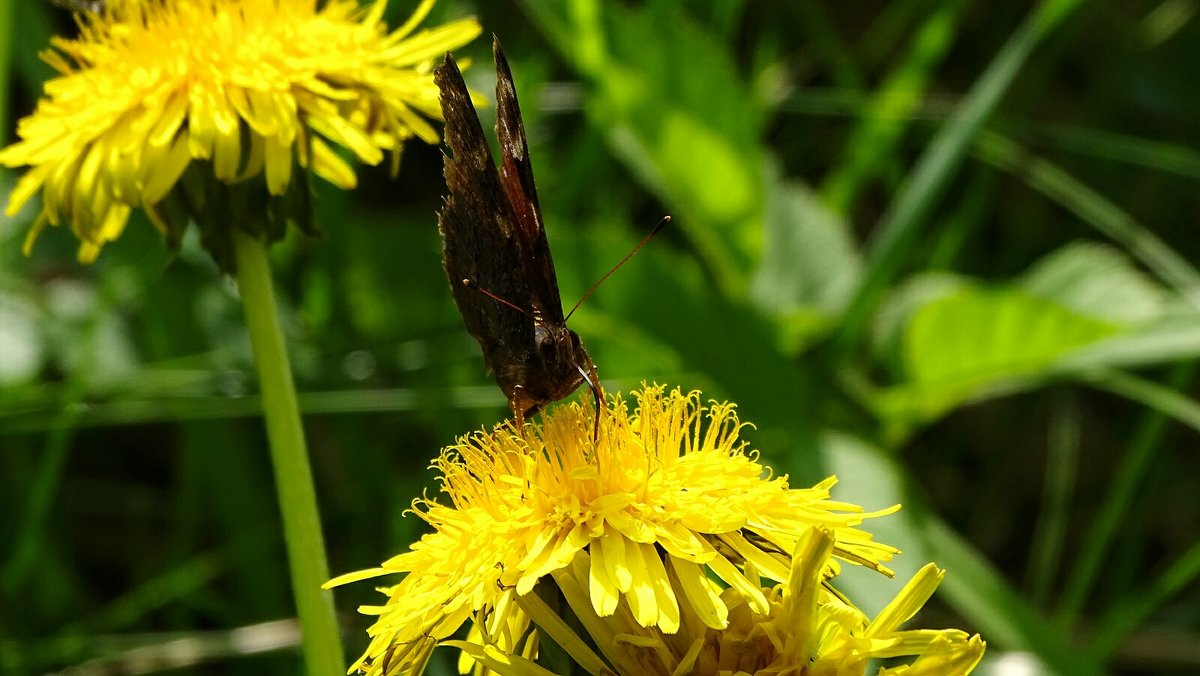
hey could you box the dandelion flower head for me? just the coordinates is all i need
[0,0,480,264]
[450,527,986,676]
[326,385,903,674]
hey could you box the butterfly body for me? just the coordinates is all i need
[435,39,600,429]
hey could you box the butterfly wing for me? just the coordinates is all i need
[491,38,566,323]
[435,51,536,385]
[436,42,597,423]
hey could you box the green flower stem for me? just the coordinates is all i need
[232,227,344,675]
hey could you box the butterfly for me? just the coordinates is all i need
[435,38,602,432]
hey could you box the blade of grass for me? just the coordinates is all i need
[0,392,83,594]
[1018,122,1200,181]
[0,385,507,434]
[821,0,967,213]
[1056,364,1197,628]
[0,288,107,595]
[789,0,865,90]
[781,85,954,120]
[1026,394,1080,607]
[919,503,1100,676]
[1081,368,1200,436]
[781,87,1200,183]
[59,552,224,635]
[703,0,746,42]
[18,619,301,673]
[831,0,1087,362]
[1137,0,1198,47]
[975,132,1200,312]
[1086,539,1200,664]
[856,0,934,68]
[826,431,1095,676]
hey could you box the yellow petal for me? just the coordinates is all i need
[141,133,192,204]
[867,563,945,637]
[638,542,680,633]
[597,530,633,592]
[668,556,728,630]
[588,540,620,616]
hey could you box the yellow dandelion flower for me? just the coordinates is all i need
[325,385,902,675]
[0,0,480,264]
[450,527,986,676]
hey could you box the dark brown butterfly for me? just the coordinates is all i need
[435,38,601,432]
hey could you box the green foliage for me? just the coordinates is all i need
[4,1,1200,674]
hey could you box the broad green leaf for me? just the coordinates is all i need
[905,285,1119,385]
[875,284,1120,424]
[870,272,970,370]
[869,243,1177,428]
[751,167,862,350]
[1021,241,1165,324]
[0,292,42,385]
[1055,314,1200,373]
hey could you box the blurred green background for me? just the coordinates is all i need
[3,0,1200,674]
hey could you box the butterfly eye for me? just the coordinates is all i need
[534,325,553,350]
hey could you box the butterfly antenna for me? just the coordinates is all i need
[565,215,670,321]
[462,279,533,317]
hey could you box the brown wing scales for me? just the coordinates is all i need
[435,37,601,429]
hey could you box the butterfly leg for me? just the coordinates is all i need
[574,361,603,444]
[508,387,537,438]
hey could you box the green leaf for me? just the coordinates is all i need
[906,286,1119,385]
[1055,314,1200,374]
[523,1,766,293]
[1020,241,1166,324]
[751,167,862,350]
[870,272,970,369]
[0,292,43,385]
[869,239,1177,427]
[875,283,1120,424]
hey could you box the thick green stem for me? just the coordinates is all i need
[232,228,344,675]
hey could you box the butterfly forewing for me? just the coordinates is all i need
[435,38,599,427]
[492,46,565,322]
[436,54,534,373]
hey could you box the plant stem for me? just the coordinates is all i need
[232,227,344,675]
